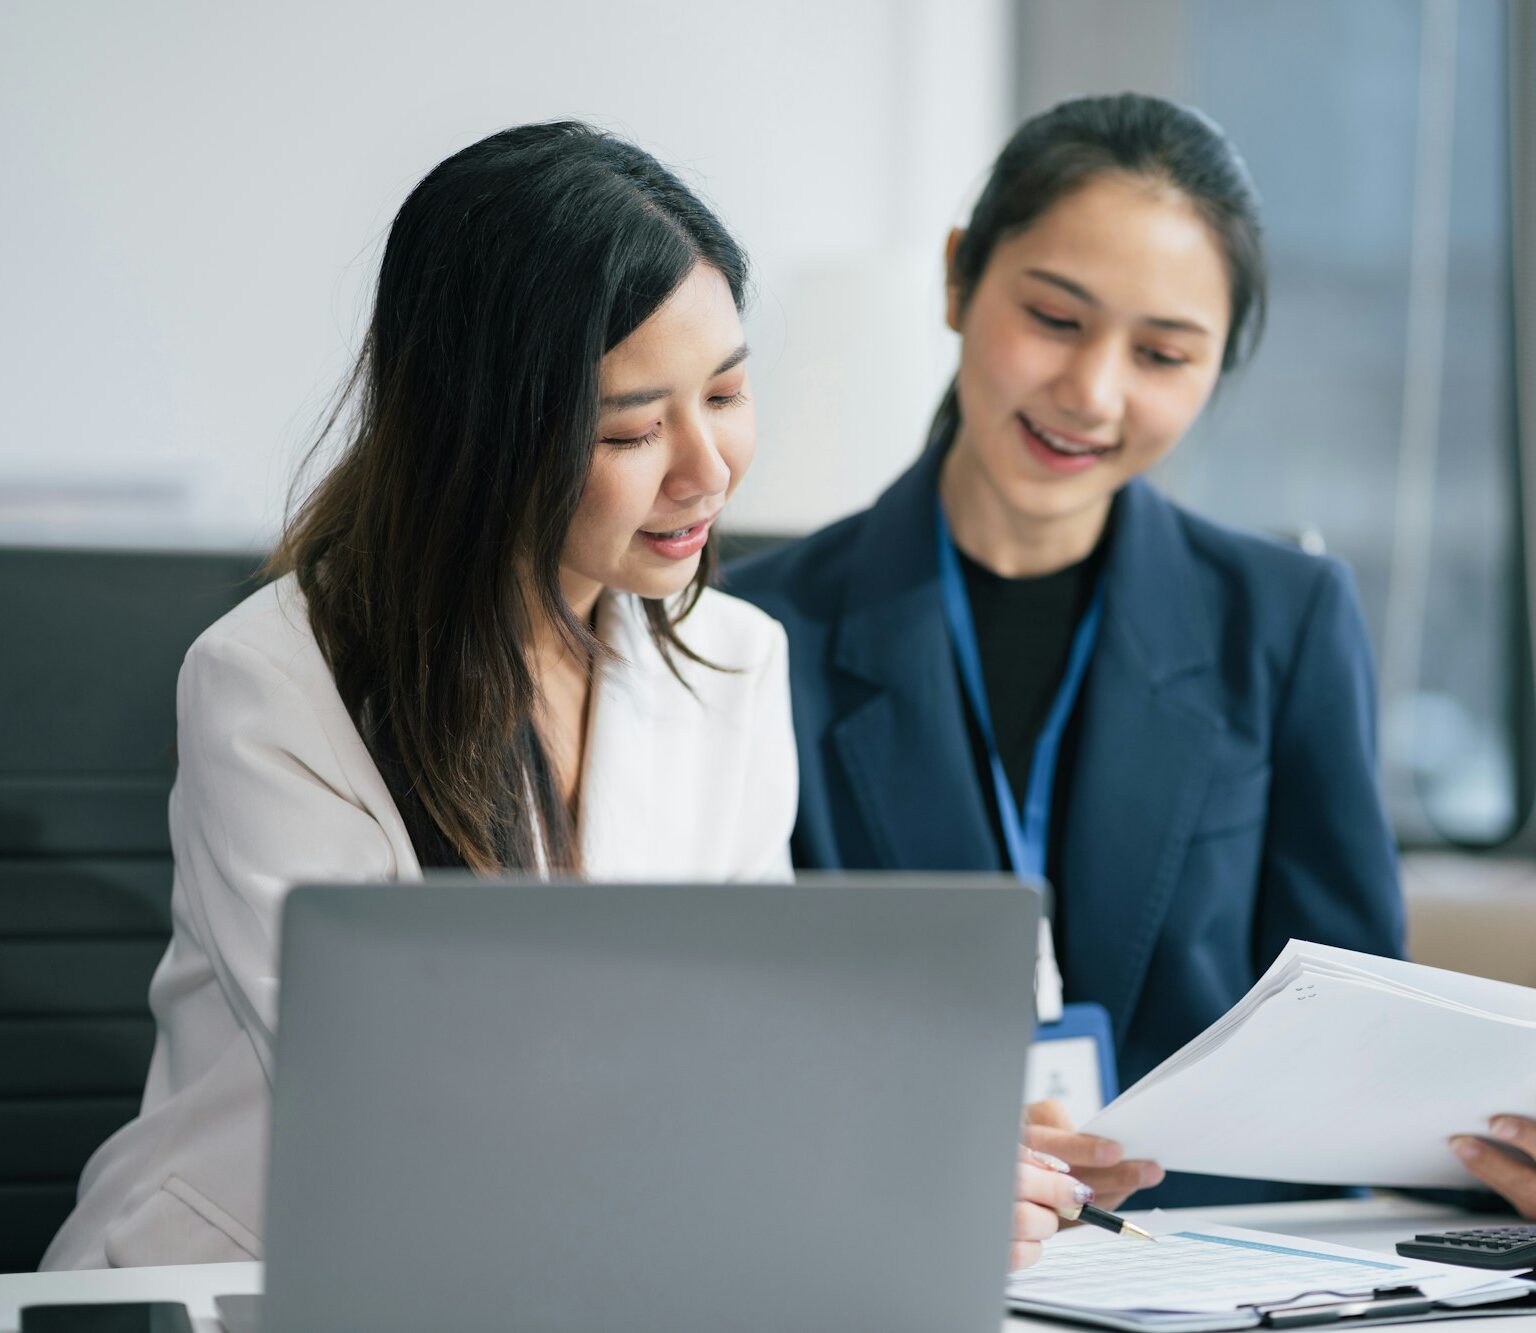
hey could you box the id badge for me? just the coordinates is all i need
[1026,1001,1117,1125]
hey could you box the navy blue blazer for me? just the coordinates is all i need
[727,443,1405,1207]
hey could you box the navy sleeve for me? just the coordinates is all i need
[1254,558,1406,970]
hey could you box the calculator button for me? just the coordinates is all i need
[1397,1226,1536,1270]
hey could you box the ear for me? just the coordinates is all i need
[944,228,966,332]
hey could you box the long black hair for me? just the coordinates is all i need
[935,93,1266,438]
[270,121,749,872]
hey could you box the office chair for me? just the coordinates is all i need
[0,546,264,1271]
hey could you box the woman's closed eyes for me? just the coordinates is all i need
[600,387,751,449]
[1024,306,1194,371]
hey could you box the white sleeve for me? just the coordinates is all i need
[168,633,402,1071]
[730,619,798,882]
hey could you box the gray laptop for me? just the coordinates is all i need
[253,874,1039,1333]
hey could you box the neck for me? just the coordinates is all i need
[528,570,602,682]
[560,568,603,631]
[528,571,602,814]
[938,435,1111,577]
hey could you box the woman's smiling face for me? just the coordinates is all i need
[559,262,754,611]
[945,171,1232,553]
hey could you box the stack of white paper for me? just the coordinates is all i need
[1086,941,1536,1187]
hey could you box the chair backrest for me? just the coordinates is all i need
[0,546,265,1272]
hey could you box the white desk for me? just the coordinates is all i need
[0,1196,1526,1332]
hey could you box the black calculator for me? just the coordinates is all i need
[1396,1225,1536,1269]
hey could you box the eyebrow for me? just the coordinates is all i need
[1024,268,1213,337]
[599,342,751,411]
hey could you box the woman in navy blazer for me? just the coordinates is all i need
[730,95,1404,1210]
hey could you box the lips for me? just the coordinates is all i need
[1020,412,1118,458]
[640,508,718,540]
[637,512,719,560]
[1016,412,1120,476]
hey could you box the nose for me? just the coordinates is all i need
[1052,335,1124,428]
[662,413,731,504]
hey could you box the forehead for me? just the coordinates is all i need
[600,264,743,386]
[997,173,1231,329]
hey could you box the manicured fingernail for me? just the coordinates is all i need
[1452,1136,1482,1162]
[1093,1141,1121,1166]
[1142,1164,1166,1187]
[1073,1182,1096,1205]
[1027,1148,1071,1173]
[1491,1118,1521,1142]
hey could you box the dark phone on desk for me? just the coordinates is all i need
[19,1304,194,1333]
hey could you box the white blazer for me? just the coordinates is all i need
[43,574,797,1270]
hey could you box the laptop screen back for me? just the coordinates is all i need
[263,875,1039,1333]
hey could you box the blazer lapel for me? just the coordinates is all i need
[579,593,661,879]
[829,447,999,871]
[1058,481,1223,1035]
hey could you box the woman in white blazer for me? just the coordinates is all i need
[42,122,798,1271]
[44,121,1089,1275]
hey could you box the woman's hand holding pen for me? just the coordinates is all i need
[1010,1099,1167,1269]
[1011,1150,1096,1270]
[1451,1115,1536,1218]
[1013,1141,1160,1269]
[1023,1099,1165,1212]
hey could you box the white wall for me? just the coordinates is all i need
[0,0,1012,549]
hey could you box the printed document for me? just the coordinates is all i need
[1007,1216,1530,1329]
[1085,941,1536,1187]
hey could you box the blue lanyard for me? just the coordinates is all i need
[935,499,1105,882]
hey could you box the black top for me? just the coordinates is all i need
[955,531,1107,894]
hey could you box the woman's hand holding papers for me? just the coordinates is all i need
[1451,1116,1536,1217]
[1023,1099,1165,1212]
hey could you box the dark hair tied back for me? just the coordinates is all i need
[952,93,1266,374]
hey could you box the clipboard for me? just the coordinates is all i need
[1246,1281,1536,1328]
[1008,1282,1536,1332]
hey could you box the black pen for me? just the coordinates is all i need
[1025,1147,1158,1243]
[1059,1200,1158,1242]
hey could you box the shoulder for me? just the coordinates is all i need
[673,585,788,673]
[171,574,412,866]
[185,572,322,672]
[178,573,353,738]
[722,509,868,628]
[601,587,788,687]
[1146,487,1362,635]
[726,447,946,630]
[678,583,786,666]
[1115,489,1376,728]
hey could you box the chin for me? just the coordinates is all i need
[614,563,702,603]
[998,466,1095,502]
[1001,476,1117,522]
